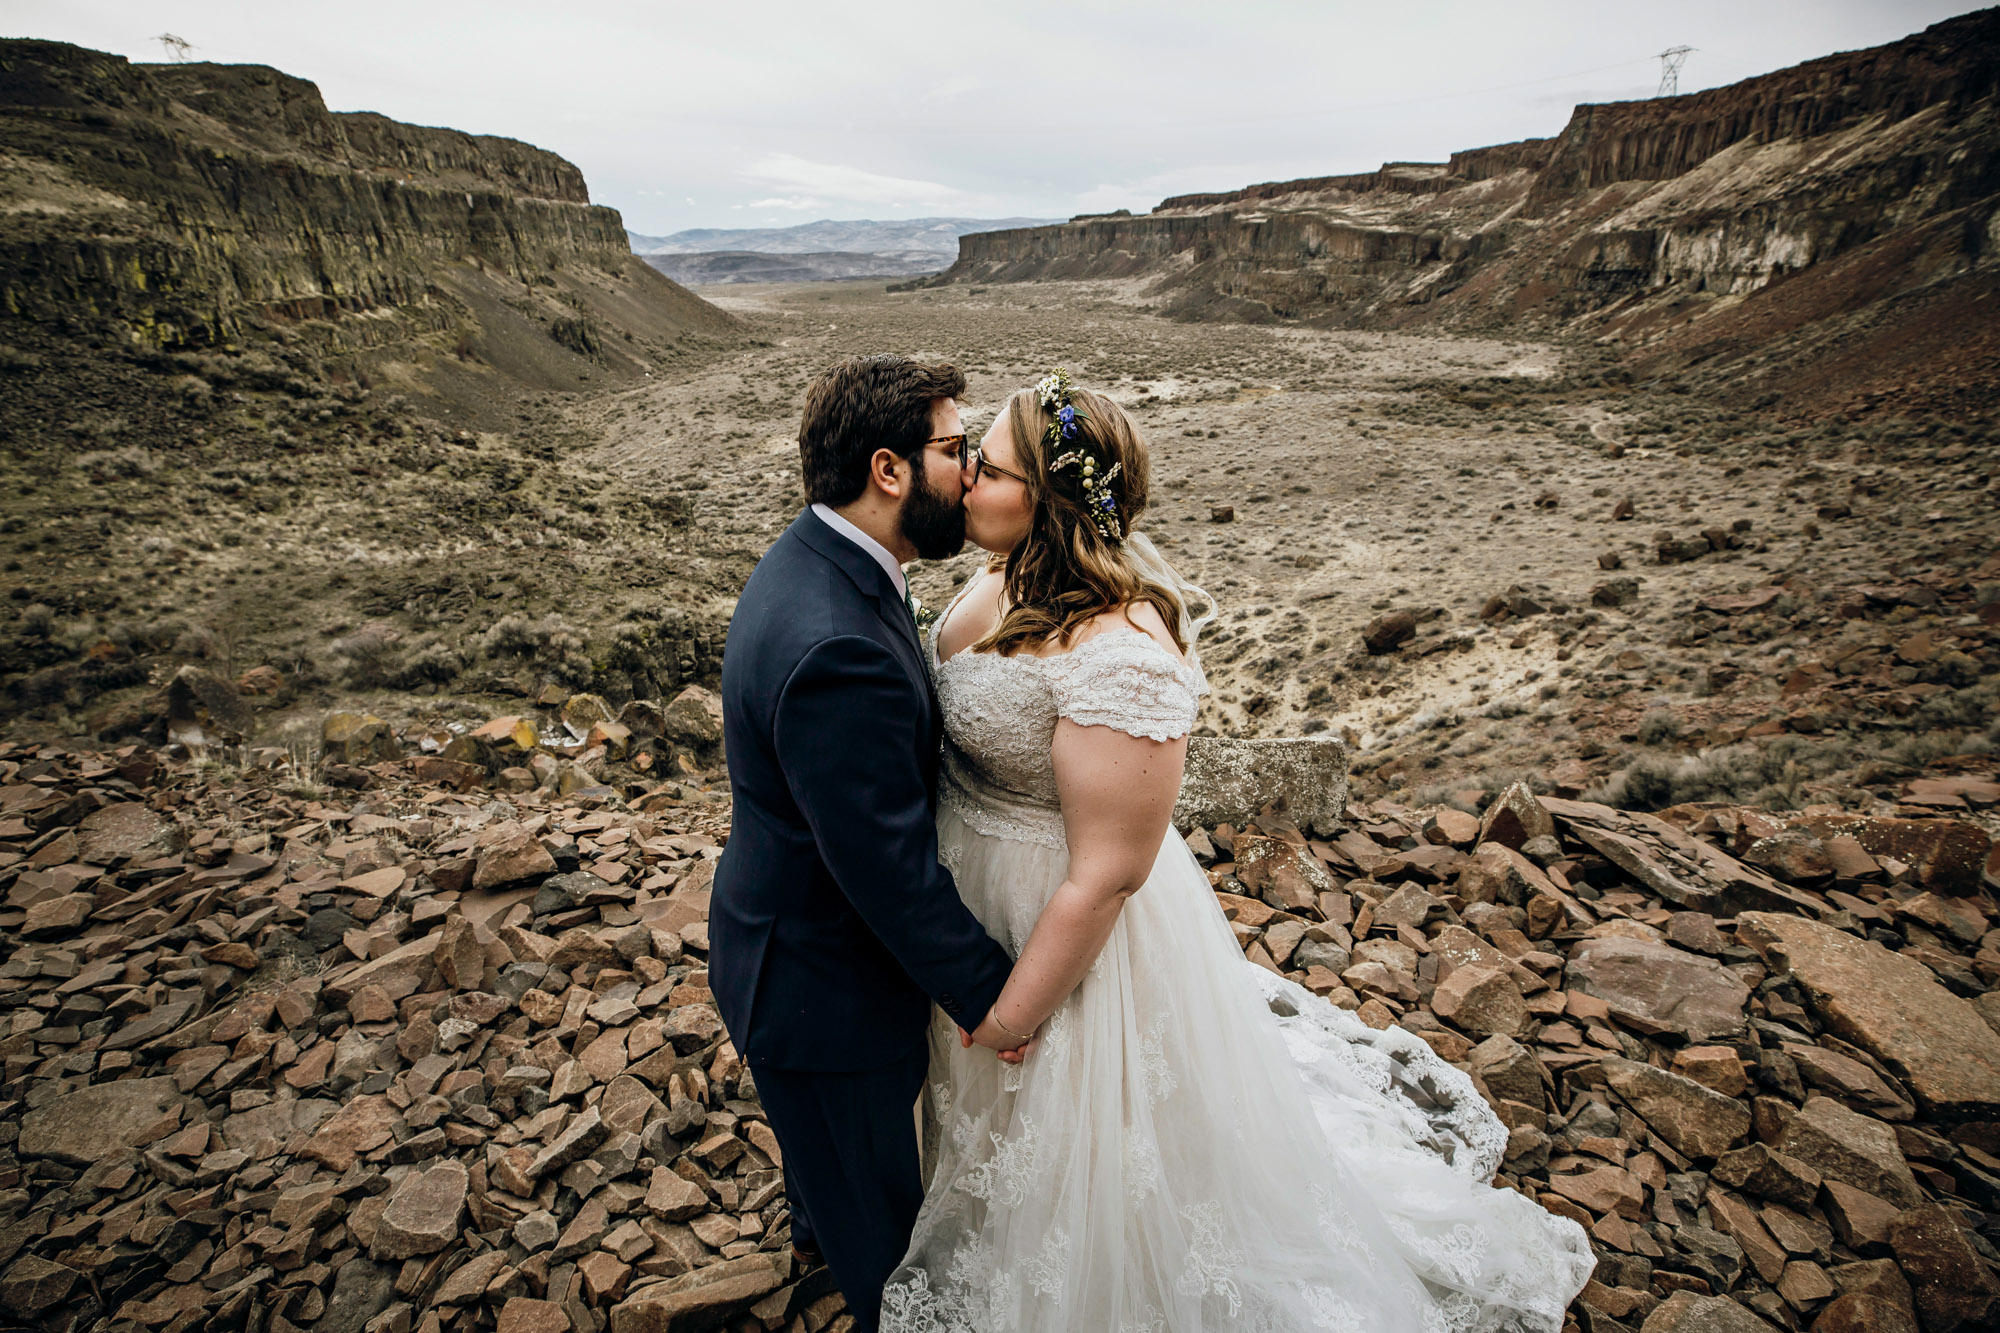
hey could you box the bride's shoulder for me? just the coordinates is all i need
[1060,602,1184,665]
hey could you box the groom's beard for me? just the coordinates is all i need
[900,465,966,561]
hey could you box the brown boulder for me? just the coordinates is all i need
[474,823,557,891]
[1887,1203,2000,1333]
[661,686,724,748]
[434,916,490,990]
[1809,1293,1916,1333]
[1712,1144,1821,1212]
[1823,1181,1903,1253]
[0,1257,77,1318]
[607,1254,785,1333]
[1650,1295,1784,1333]
[1424,808,1480,847]
[1600,1056,1749,1160]
[75,802,182,865]
[1784,1044,1912,1121]
[322,711,399,764]
[166,665,255,743]
[1432,965,1530,1039]
[1672,1046,1749,1098]
[1468,1035,1546,1109]
[373,1160,468,1260]
[1548,1165,1644,1216]
[1775,1097,1923,1209]
[1737,912,2000,1117]
[1362,610,1417,654]
[1742,830,1834,883]
[1233,835,1337,914]
[1478,781,1555,851]
[1564,936,1749,1042]
[497,1298,571,1333]
[19,1076,182,1164]
[1788,815,1991,895]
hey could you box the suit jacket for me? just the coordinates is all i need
[711,508,1013,1071]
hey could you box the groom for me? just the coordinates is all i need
[711,355,1023,1331]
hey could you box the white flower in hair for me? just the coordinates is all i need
[1035,369,1071,409]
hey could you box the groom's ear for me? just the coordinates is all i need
[867,446,909,500]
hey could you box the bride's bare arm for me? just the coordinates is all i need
[984,715,1188,1038]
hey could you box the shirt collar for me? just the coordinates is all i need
[810,503,907,598]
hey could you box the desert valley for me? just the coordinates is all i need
[0,9,1997,1333]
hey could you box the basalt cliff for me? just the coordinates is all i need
[0,40,737,417]
[933,8,2000,420]
[0,43,746,739]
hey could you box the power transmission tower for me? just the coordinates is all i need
[154,33,193,62]
[1656,45,1694,97]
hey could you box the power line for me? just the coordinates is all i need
[1657,45,1695,97]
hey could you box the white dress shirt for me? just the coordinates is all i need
[811,502,907,599]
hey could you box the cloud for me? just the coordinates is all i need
[738,152,990,213]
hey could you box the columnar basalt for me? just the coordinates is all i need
[0,41,730,358]
[935,9,2000,416]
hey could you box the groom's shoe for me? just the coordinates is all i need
[791,1240,824,1270]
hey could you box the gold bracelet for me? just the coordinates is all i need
[990,1009,1035,1043]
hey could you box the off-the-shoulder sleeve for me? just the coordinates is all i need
[1046,630,1201,742]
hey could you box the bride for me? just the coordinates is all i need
[879,371,1595,1332]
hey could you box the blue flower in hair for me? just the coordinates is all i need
[1037,366,1124,541]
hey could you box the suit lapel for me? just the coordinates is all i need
[794,509,928,693]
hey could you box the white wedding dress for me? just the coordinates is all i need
[878,590,1595,1332]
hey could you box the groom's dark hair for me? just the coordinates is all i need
[799,355,966,506]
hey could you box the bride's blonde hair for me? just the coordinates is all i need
[974,385,1188,658]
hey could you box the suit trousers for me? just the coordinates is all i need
[750,1045,930,1333]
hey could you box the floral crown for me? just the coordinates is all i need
[1034,368,1123,542]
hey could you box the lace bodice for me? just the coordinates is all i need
[928,612,1203,850]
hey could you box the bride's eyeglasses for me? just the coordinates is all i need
[965,445,1027,486]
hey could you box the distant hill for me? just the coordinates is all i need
[626,216,1061,279]
[642,250,951,286]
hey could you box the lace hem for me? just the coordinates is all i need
[1249,968,1509,1182]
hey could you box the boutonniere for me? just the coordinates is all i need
[912,596,939,632]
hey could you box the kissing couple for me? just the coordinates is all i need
[710,356,1594,1331]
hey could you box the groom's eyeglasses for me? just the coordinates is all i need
[966,445,1026,486]
[925,433,967,463]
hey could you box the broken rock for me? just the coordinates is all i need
[18,1076,181,1164]
[1737,911,2000,1117]
[1564,936,1749,1042]
[1600,1056,1749,1160]
[372,1159,468,1260]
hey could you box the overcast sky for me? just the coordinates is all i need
[10,1,1979,235]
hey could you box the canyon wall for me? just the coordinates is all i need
[0,41,733,387]
[940,9,2000,416]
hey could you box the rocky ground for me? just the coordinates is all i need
[0,684,1995,1333]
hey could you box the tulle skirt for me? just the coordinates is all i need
[880,783,1595,1333]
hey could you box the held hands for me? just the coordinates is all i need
[959,1006,1034,1064]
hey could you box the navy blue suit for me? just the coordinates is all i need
[712,507,1012,1329]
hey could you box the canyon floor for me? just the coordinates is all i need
[559,276,1999,814]
[3,273,1995,820]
